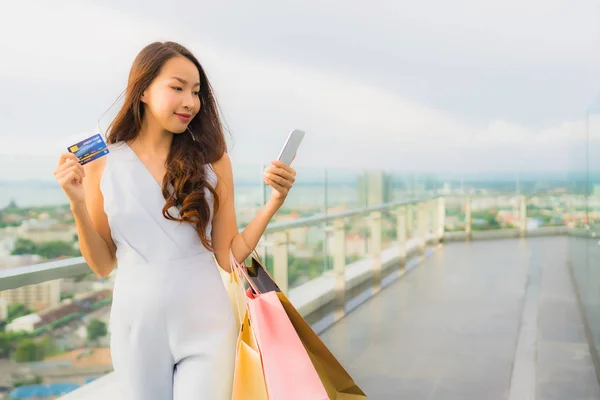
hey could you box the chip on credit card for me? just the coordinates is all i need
[67,134,109,165]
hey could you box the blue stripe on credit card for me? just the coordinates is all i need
[67,134,109,165]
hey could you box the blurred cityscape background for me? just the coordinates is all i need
[1,134,600,397]
[1,0,600,398]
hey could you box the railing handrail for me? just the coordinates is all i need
[441,192,586,199]
[0,196,436,291]
[0,257,90,292]
[265,196,435,232]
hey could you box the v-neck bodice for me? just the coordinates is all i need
[99,141,217,265]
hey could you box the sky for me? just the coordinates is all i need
[0,0,599,181]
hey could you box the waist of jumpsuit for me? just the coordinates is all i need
[114,250,219,277]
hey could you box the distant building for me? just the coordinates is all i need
[357,171,394,207]
[0,253,45,267]
[37,300,80,327]
[18,224,77,243]
[0,279,61,311]
[441,182,452,195]
[0,236,16,257]
[6,314,42,333]
[5,289,112,334]
[0,298,7,321]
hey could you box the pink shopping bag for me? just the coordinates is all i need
[230,251,328,400]
[245,288,329,400]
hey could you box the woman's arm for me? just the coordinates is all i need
[62,154,117,278]
[211,152,295,272]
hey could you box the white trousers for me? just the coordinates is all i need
[109,254,238,399]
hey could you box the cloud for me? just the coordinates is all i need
[0,0,596,179]
[0,0,171,86]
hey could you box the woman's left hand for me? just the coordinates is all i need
[264,160,296,204]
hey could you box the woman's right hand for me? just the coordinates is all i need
[54,153,86,206]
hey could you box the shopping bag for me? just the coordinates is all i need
[231,251,329,400]
[214,255,246,330]
[231,251,367,399]
[232,310,269,400]
[245,288,329,400]
[227,253,268,399]
[278,292,367,399]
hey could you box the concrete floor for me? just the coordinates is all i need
[319,237,600,400]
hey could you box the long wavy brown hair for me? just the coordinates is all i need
[105,41,226,251]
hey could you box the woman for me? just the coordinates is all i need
[53,41,297,399]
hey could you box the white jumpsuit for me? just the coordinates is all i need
[100,141,237,399]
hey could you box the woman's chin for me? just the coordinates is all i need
[167,124,188,135]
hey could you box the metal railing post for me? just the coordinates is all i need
[396,205,407,268]
[465,196,472,241]
[418,202,426,256]
[438,197,446,242]
[369,211,383,289]
[331,218,347,320]
[271,231,289,294]
[406,205,414,238]
[520,195,527,237]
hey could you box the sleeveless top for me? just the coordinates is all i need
[99,141,217,267]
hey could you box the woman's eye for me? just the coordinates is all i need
[172,86,183,91]
[193,91,200,96]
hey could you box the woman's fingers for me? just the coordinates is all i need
[55,161,85,180]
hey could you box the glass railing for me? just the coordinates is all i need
[568,103,600,365]
[1,163,443,397]
[0,157,593,398]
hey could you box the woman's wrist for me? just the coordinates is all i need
[266,196,284,211]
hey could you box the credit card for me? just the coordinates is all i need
[67,134,109,165]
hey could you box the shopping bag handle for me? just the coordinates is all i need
[229,250,261,295]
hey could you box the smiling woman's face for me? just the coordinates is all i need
[140,55,202,134]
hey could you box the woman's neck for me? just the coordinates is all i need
[132,116,172,157]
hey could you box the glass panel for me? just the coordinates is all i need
[568,102,600,361]
[391,172,413,202]
[470,194,520,231]
[278,166,326,218]
[381,209,397,247]
[0,154,68,209]
[0,272,113,395]
[526,193,569,228]
[444,196,466,232]
[232,163,266,228]
[345,215,369,266]
[590,115,600,234]
[325,168,362,211]
[287,223,328,290]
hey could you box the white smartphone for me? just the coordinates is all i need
[277,129,305,165]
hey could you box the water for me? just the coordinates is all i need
[0,180,360,209]
[0,181,69,208]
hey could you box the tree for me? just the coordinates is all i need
[0,334,11,358]
[10,238,81,259]
[0,331,29,359]
[14,338,44,362]
[11,238,37,256]
[87,319,107,342]
[38,335,58,358]
[7,303,32,323]
[37,241,81,258]
[14,375,42,387]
